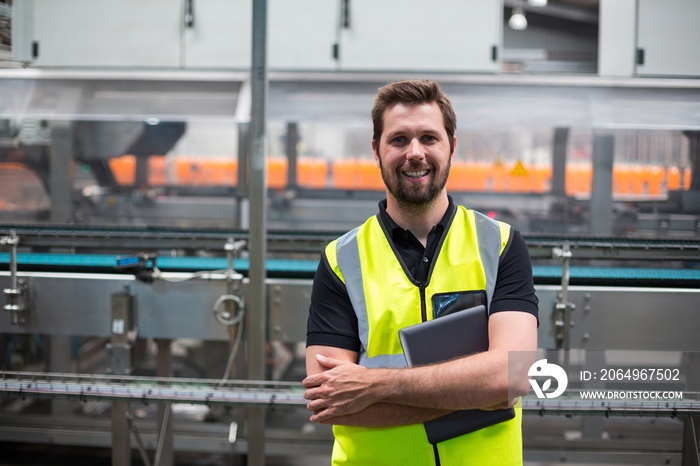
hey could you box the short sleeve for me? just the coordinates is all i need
[489,229,539,323]
[306,252,361,352]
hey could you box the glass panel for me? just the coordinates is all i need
[1,76,699,237]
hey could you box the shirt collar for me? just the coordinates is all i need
[378,195,455,238]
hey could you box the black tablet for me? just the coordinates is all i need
[398,305,515,444]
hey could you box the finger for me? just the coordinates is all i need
[302,375,322,388]
[303,389,319,403]
[306,399,326,412]
[301,377,313,388]
[310,408,335,423]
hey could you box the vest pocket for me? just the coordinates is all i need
[431,290,487,319]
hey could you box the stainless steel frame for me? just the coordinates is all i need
[4,272,697,351]
[1,265,699,464]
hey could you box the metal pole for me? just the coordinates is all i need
[286,122,299,191]
[5,231,21,325]
[684,131,700,191]
[49,121,75,223]
[590,130,615,236]
[110,290,136,466]
[8,232,17,292]
[48,88,81,223]
[248,0,268,464]
[683,352,700,466]
[236,123,251,229]
[155,339,173,466]
[551,127,569,197]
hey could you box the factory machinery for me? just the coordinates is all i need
[1,0,700,463]
[0,67,700,466]
[2,74,700,235]
[1,224,700,465]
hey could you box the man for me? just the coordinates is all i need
[304,80,538,465]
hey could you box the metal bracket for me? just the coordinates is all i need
[214,238,246,327]
[1,231,30,325]
[108,286,137,375]
[115,252,158,283]
[552,244,576,357]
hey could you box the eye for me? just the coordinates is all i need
[421,135,438,143]
[390,136,407,144]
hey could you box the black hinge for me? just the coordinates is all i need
[636,48,645,66]
[332,43,339,60]
[491,45,498,62]
[185,0,195,28]
[32,41,39,59]
[341,0,351,28]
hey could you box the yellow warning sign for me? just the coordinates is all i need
[511,160,528,177]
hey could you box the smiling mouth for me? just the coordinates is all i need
[403,169,429,178]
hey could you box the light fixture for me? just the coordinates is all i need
[508,7,528,30]
[528,0,547,6]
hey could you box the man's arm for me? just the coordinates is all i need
[306,345,452,426]
[303,311,537,423]
[305,253,453,426]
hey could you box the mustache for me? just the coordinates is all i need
[401,161,432,171]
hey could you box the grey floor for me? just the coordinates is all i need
[0,443,684,466]
[0,410,687,466]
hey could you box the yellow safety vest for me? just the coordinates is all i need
[324,206,522,466]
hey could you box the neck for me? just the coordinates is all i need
[385,192,449,246]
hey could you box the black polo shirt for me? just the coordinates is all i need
[379,197,454,285]
[306,198,538,352]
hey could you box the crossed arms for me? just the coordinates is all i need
[303,311,537,426]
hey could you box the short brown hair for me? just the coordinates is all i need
[371,80,456,154]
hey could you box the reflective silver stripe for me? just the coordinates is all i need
[336,224,405,369]
[359,353,407,368]
[335,226,370,359]
[473,210,501,313]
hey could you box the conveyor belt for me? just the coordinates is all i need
[523,235,700,260]
[0,371,698,418]
[0,252,318,279]
[531,264,700,288]
[2,252,700,286]
[2,224,700,260]
[0,224,337,254]
[0,371,306,408]
[520,396,700,417]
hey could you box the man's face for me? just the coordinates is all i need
[373,102,455,207]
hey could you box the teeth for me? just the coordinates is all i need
[404,170,428,178]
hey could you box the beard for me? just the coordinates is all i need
[379,158,451,208]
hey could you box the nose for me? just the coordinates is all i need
[407,138,424,160]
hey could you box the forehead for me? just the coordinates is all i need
[381,102,446,138]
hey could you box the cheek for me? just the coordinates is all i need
[379,152,400,169]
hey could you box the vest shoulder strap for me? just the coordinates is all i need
[470,209,510,313]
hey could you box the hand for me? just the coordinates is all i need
[302,354,382,423]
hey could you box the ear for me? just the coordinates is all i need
[372,139,381,168]
[451,135,457,160]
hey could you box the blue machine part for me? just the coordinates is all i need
[1,253,699,285]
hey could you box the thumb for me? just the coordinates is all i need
[316,354,344,369]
